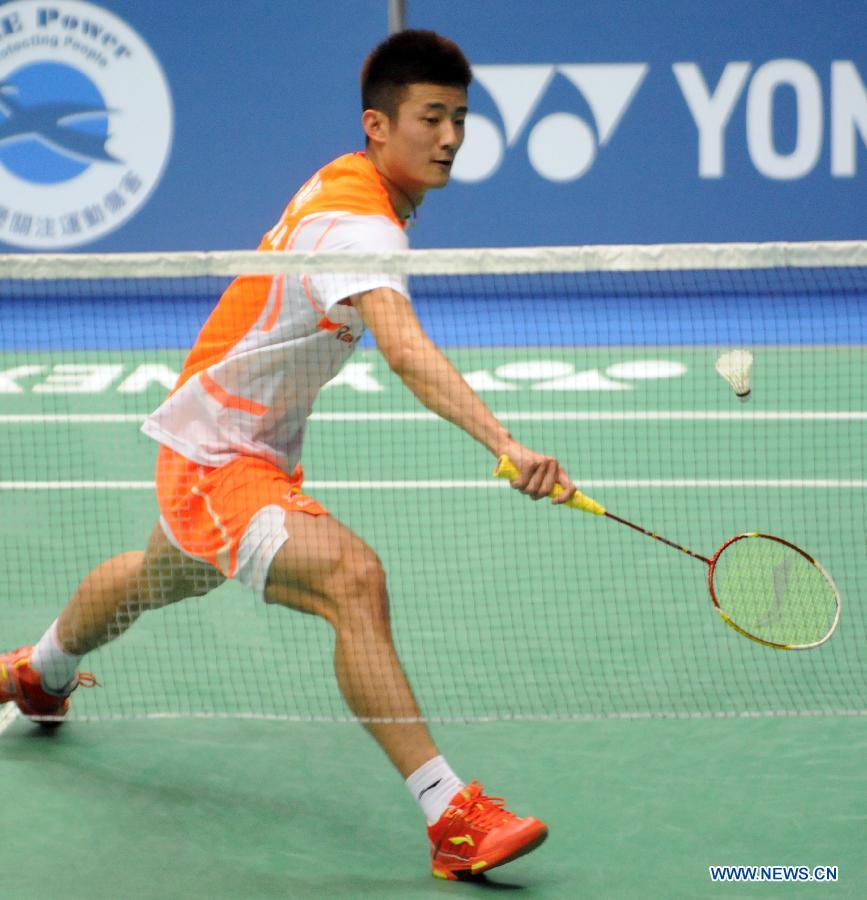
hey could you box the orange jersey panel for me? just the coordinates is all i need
[170,153,398,395]
[262,152,401,252]
[142,153,408,474]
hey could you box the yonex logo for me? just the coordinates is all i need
[454,60,867,185]
[674,60,867,179]
[0,358,689,395]
[452,63,647,183]
[0,1,173,248]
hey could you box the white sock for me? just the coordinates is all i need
[30,619,82,694]
[405,755,464,824]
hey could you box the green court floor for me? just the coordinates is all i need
[2,345,865,895]
[2,715,865,898]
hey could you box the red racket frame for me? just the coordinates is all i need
[706,532,841,650]
[495,456,841,650]
[602,514,840,649]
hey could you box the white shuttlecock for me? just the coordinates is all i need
[715,349,753,402]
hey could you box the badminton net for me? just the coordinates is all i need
[0,240,865,722]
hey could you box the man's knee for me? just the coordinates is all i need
[262,522,389,627]
[325,546,389,628]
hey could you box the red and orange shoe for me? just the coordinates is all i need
[428,781,548,881]
[0,646,96,722]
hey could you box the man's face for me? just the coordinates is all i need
[379,82,467,196]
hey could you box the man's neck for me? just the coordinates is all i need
[365,151,423,223]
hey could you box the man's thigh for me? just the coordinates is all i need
[263,512,382,618]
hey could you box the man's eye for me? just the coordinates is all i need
[424,117,439,124]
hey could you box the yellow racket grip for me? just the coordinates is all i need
[493,455,606,516]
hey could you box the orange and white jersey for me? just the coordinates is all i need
[141,152,408,473]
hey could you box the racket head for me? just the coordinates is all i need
[708,533,841,650]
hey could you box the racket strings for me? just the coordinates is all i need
[711,536,839,648]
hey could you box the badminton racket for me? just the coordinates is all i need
[493,456,840,650]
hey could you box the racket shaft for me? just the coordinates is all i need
[494,454,711,564]
[604,512,712,565]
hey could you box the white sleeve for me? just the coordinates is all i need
[293,213,410,313]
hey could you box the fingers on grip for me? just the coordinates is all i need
[493,455,606,516]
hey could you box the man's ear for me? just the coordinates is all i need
[362,108,389,145]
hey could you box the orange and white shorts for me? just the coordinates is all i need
[155,445,328,598]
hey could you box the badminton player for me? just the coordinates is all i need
[1,30,576,881]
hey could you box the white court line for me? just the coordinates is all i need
[315,411,867,422]
[0,414,145,423]
[51,708,867,724]
[0,410,866,424]
[0,704,20,736]
[4,706,866,726]
[1,479,865,490]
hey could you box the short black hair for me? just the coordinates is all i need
[361,30,471,118]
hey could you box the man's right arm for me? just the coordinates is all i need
[351,287,577,504]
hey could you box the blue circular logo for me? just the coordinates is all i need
[0,0,173,249]
[0,62,112,185]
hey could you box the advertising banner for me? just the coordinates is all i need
[0,0,863,250]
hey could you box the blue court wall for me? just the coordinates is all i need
[0,0,864,252]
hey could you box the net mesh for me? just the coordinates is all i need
[1,241,865,722]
